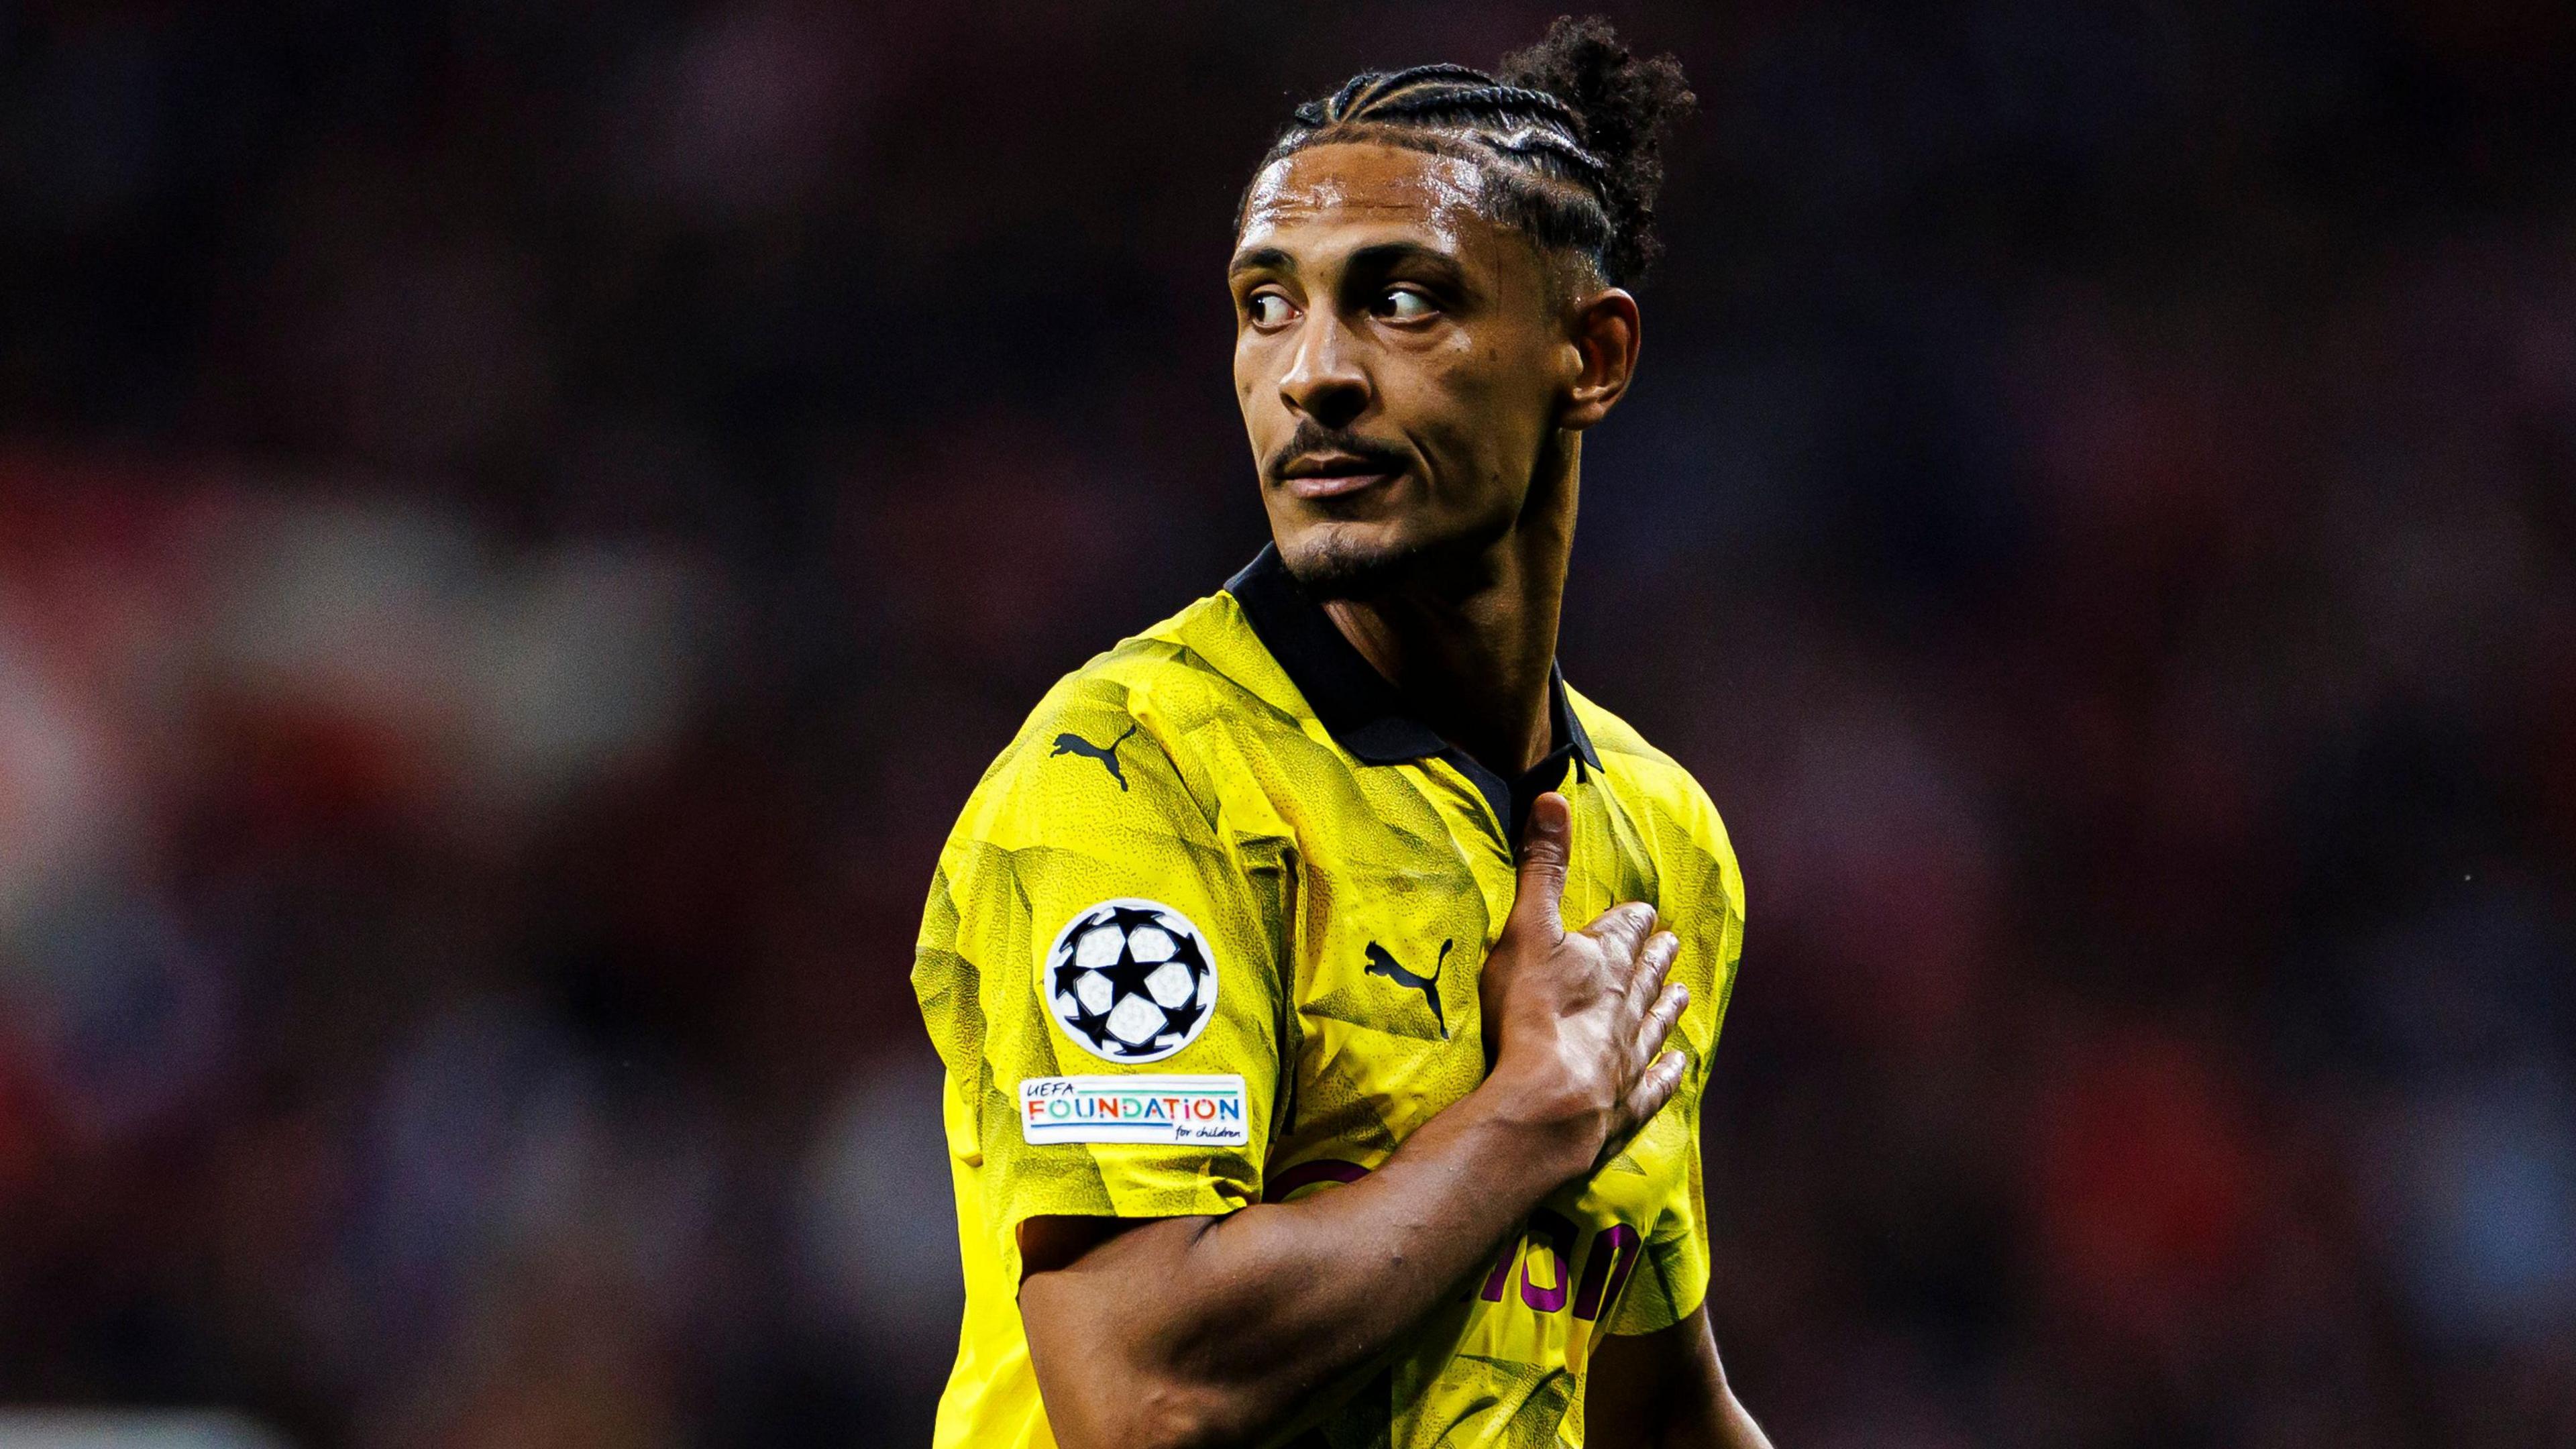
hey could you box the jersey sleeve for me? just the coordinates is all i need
[1607,777,1746,1335]
[913,677,1286,1284]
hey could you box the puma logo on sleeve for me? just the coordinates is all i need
[1049,722,1139,790]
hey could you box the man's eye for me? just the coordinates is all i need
[1245,293,1295,328]
[1375,288,1437,321]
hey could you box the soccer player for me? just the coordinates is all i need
[911,18,1768,1448]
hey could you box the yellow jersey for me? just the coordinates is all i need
[912,546,1746,1448]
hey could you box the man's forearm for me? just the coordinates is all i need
[1587,1305,1774,1449]
[1019,1070,1596,1449]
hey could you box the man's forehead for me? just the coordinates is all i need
[1237,142,1493,254]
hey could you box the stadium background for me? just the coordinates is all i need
[3,2,2573,1444]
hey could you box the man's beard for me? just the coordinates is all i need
[1264,419,1532,602]
[1281,526,1436,602]
[1265,418,1433,600]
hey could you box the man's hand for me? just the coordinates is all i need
[1479,790,1692,1175]
[1016,792,1695,1449]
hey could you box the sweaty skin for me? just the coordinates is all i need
[1014,140,1770,1449]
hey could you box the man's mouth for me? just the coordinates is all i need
[1278,452,1404,500]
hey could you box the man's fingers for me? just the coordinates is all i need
[1635,979,1688,1058]
[1631,930,1679,1004]
[1584,900,1657,962]
[1509,792,1573,938]
[1617,1049,1689,1136]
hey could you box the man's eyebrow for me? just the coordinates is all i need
[1228,246,1293,278]
[1329,239,1473,287]
[1226,239,1472,284]
[1344,240,1466,278]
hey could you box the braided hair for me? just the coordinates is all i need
[1244,15,1696,289]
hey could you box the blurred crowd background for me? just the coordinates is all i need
[2,2,2572,1446]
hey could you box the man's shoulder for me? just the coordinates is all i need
[1064,588,1285,723]
[951,589,1295,844]
[1029,587,1298,758]
[1566,684,1743,887]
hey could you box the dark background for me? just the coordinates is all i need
[3,2,2574,1445]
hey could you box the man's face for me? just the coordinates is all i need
[1230,142,1576,598]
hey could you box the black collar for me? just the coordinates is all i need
[1224,544,1600,843]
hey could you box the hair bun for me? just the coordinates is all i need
[1498,16,1696,285]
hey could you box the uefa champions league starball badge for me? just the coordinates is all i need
[1042,899,1219,1063]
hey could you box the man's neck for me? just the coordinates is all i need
[1318,436,1579,779]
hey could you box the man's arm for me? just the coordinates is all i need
[1016,792,1693,1449]
[1584,1302,1774,1449]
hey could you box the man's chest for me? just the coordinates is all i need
[1258,760,1664,1177]
[1249,763,1681,1371]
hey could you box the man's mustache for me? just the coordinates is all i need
[1263,421,1411,484]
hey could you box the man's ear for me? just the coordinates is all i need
[1558,288,1642,431]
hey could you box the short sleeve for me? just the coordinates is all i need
[913,682,1285,1283]
[1607,776,1745,1335]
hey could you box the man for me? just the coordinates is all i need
[912,18,1768,1448]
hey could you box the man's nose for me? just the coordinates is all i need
[1278,311,1371,431]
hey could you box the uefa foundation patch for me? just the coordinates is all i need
[1019,1074,1250,1146]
